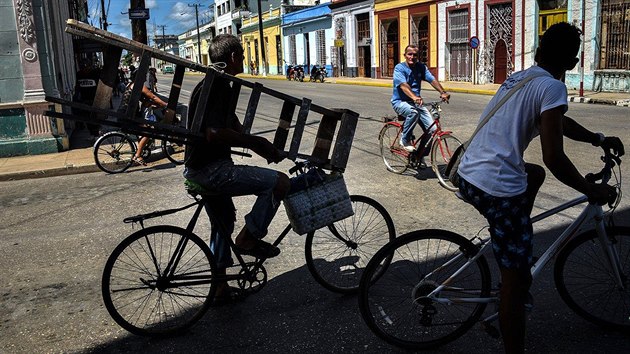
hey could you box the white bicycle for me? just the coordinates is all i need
[358,149,627,349]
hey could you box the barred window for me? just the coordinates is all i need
[357,15,369,40]
[448,9,469,43]
[289,35,297,64]
[316,30,326,64]
[600,0,630,69]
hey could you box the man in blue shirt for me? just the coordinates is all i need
[391,45,450,155]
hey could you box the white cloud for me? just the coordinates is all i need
[145,0,158,9]
[169,2,197,29]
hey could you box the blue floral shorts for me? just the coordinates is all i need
[459,177,533,270]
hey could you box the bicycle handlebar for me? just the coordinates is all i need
[584,148,622,207]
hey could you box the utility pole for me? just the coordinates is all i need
[256,0,267,76]
[189,3,202,64]
[130,0,148,45]
[100,0,108,30]
[579,0,585,97]
[157,25,167,50]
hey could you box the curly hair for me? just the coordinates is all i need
[539,22,582,66]
[209,34,242,64]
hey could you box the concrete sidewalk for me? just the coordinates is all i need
[1,75,628,182]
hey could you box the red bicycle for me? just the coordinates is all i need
[379,101,462,191]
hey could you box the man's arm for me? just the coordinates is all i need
[399,82,423,105]
[540,107,614,204]
[428,79,450,102]
[563,115,625,156]
[204,127,284,164]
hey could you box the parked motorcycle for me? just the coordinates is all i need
[309,64,327,83]
[286,64,295,80]
[293,65,305,82]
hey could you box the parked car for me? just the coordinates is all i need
[161,66,174,74]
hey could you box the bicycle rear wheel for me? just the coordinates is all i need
[430,133,463,191]
[379,123,408,174]
[162,140,187,165]
[102,225,216,336]
[359,229,491,350]
[305,195,395,294]
[554,226,630,330]
[93,132,136,173]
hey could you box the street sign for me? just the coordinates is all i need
[334,39,344,47]
[128,8,150,20]
[469,36,480,49]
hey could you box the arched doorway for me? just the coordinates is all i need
[494,39,508,83]
[380,19,398,77]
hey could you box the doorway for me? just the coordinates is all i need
[493,39,508,83]
[358,46,371,77]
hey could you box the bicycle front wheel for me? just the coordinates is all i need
[554,226,630,330]
[93,132,136,173]
[379,123,408,174]
[305,195,395,294]
[102,225,216,336]
[430,133,463,191]
[162,140,187,165]
[359,229,491,350]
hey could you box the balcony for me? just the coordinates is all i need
[232,8,251,20]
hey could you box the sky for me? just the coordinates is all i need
[87,0,215,44]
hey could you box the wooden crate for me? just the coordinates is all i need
[45,20,358,171]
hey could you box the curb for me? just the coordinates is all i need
[568,96,630,107]
[0,164,100,182]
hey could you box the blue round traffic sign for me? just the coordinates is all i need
[469,36,479,49]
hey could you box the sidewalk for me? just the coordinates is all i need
[1,75,628,182]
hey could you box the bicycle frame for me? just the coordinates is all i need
[423,194,624,310]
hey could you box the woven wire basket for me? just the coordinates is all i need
[284,173,353,235]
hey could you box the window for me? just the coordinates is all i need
[289,35,297,64]
[316,30,326,64]
[357,14,370,40]
[600,0,630,69]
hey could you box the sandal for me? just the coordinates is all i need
[132,156,147,166]
[234,239,280,259]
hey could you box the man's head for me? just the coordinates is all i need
[209,34,244,75]
[403,45,419,66]
[535,22,581,72]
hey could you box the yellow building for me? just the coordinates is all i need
[240,8,283,75]
[374,0,437,78]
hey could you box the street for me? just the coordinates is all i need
[1,77,629,353]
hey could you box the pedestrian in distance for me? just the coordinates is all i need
[456,22,625,353]
[183,34,290,304]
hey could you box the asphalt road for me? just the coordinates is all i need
[0,76,629,353]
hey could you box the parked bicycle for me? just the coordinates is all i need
[102,159,396,336]
[379,101,462,191]
[358,150,626,350]
[93,131,186,173]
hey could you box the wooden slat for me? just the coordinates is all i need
[190,69,217,134]
[242,82,262,134]
[125,50,151,121]
[311,110,342,163]
[288,98,311,160]
[45,96,126,119]
[162,64,186,124]
[330,110,359,171]
[229,81,242,124]
[92,45,122,117]
[273,101,296,150]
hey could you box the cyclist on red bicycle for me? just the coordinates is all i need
[391,45,450,155]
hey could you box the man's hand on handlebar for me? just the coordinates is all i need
[440,92,450,104]
[413,97,423,106]
[252,137,285,164]
[601,136,625,157]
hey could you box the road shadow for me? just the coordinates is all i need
[85,207,630,354]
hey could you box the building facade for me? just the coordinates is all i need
[329,0,376,77]
[0,0,87,157]
[241,7,283,75]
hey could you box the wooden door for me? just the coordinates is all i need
[494,40,508,84]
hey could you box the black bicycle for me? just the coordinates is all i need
[101,161,395,336]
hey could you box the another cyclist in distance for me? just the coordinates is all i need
[456,22,624,353]
[184,34,290,302]
[391,45,450,156]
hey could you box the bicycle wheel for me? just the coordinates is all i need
[93,132,136,173]
[305,195,395,294]
[162,140,187,165]
[430,133,463,191]
[102,225,216,336]
[359,229,491,350]
[554,226,630,330]
[379,123,408,174]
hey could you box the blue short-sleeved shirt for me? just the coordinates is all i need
[391,62,435,104]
